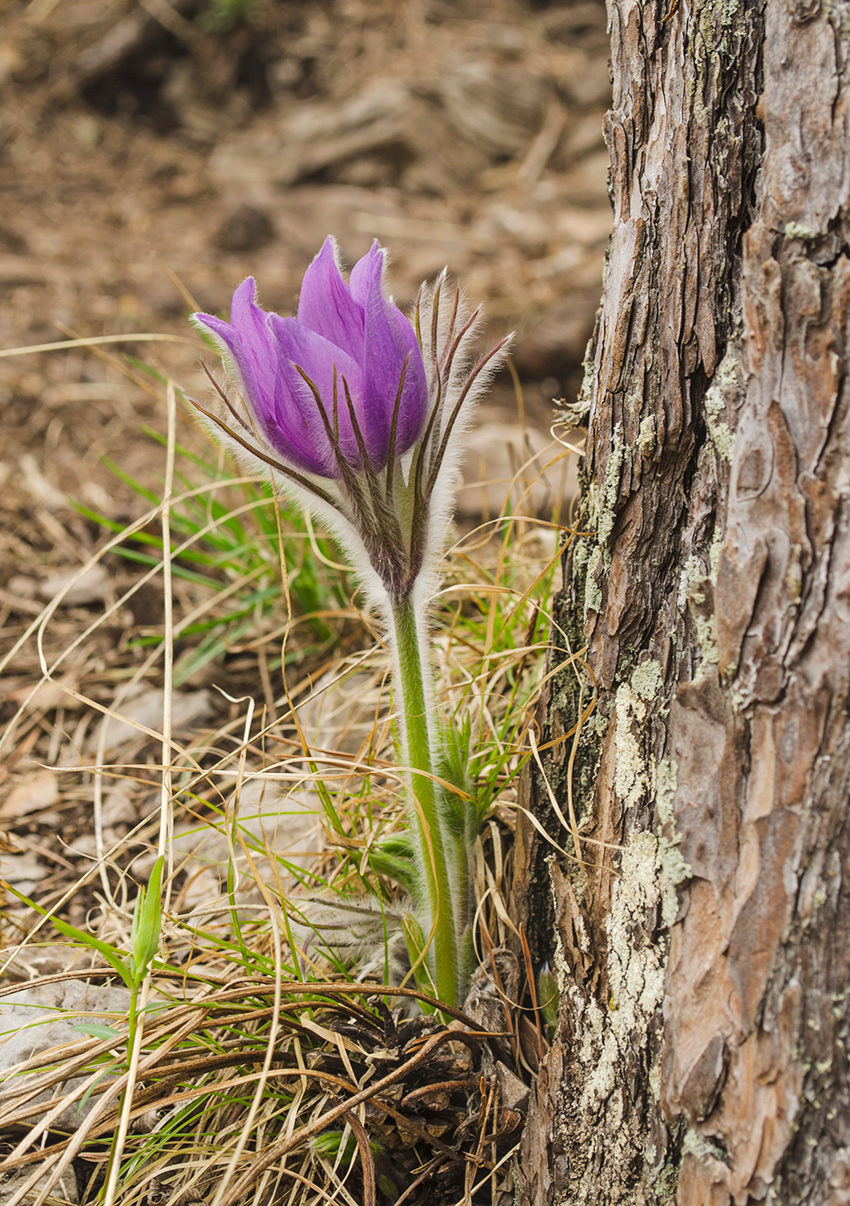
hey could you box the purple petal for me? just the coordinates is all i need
[228,278,284,408]
[271,316,369,468]
[296,237,364,358]
[195,279,278,412]
[195,282,336,477]
[349,241,384,307]
[193,311,241,365]
[194,245,429,481]
[356,258,429,459]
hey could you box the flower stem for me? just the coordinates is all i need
[389,595,460,1008]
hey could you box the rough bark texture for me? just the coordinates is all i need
[513,0,850,1202]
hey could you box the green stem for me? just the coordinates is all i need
[390,595,460,1008]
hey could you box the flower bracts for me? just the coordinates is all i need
[192,236,508,606]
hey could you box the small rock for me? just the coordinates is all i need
[0,980,131,1133]
[0,1163,78,1204]
[214,204,275,252]
[3,943,84,980]
[297,668,385,757]
[19,454,68,510]
[150,777,323,916]
[6,678,80,712]
[5,574,36,600]
[68,833,99,859]
[101,782,140,829]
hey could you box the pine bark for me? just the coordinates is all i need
[513,0,850,1202]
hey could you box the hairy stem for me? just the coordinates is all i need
[389,595,460,1008]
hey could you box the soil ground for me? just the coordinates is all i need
[1,0,610,509]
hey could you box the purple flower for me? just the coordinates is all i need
[193,238,428,479]
[191,238,510,604]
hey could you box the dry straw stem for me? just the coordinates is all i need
[0,333,195,360]
[97,380,178,1206]
[0,974,493,1199]
[1,332,579,1204]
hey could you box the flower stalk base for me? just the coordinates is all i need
[389,595,461,1009]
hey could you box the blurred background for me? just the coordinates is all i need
[0,0,611,524]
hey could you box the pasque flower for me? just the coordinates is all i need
[192,236,507,607]
[192,237,509,1008]
[194,239,429,480]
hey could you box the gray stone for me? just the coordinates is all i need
[0,979,130,1132]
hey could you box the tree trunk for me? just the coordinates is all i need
[513,0,850,1202]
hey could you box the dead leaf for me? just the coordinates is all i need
[97,687,215,757]
[0,771,59,819]
[38,563,109,606]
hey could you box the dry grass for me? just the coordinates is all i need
[0,338,589,1205]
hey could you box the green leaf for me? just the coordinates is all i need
[72,1023,122,1043]
[366,848,417,895]
[79,1064,122,1113]
[538,963,560,1034]
[131,856,164,979]
[4,884,134,988]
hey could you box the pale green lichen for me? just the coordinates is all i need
[613,684,650,809]
[584,709,609,738]
[581,832,667,1112]
[677,554,703,613]
[655,758,690,927]
[694,614,719,667]
[656,757,678,827]
[550,903,570,998]
[703,348,740,462]
[631,657,663,703]
[584,544,603,619]
[586,479,600,527]
[579,423,626,624]
[563,747,689,1198]
[709,527,724,579]
[596,425,625,549]
[682,1127,727,1163]
[678,555,719,672]
[706,417,735,461]
[704,387,735,462]
[785,221,821,242]
[659,833,691,928]
[636,415,656,454]
[613,660,663,809]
